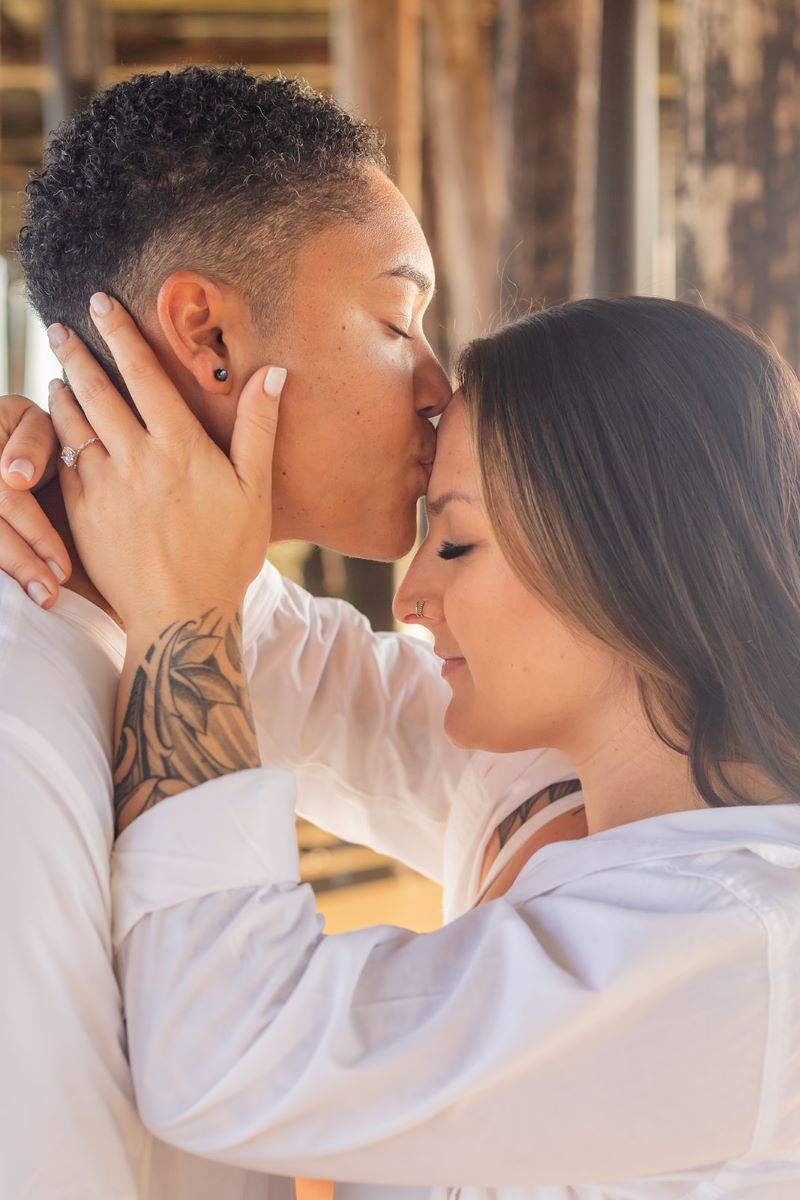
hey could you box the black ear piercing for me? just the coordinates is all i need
[214,367,229,382]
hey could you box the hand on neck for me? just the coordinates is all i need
[39,477,123,628]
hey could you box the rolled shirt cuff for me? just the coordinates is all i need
[111,767,300,948]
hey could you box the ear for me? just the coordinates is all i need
[156,272,250,395]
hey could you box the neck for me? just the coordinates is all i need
[572,720,704,835]
[564,701,788,835]
[39,477,123,628]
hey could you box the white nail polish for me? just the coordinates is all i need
[8,458,34,481]
[27,581,52,607]
[264,366,287,397]
[47,559,67,583]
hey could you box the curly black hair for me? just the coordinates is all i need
[19,66,387,380]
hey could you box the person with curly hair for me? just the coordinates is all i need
[0,67,579,1198]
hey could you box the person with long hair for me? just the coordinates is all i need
[20,290,799,1198]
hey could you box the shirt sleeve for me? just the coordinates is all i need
[112,773,767,1188]
[246,564,576,883]
[0,713,144,1199]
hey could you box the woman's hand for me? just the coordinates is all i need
[45,294,286,632]
[0,394,71,605]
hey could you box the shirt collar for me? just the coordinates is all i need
[507,802,800,900]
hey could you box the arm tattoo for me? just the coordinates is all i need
[496,777,582,849]
[114,608,259,828]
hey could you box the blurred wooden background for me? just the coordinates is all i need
[3,0,800,930]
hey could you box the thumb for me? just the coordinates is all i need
[229,365,287,500]
[0,393,60,491]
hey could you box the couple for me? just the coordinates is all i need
[3,65,800,1200]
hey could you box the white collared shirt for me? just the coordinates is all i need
[0,573,290,1199]
[111,565,800,1198]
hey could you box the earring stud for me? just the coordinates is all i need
[214,367,229,382]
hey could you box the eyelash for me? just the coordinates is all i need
[387,323,413,340]
[437,541,473,560]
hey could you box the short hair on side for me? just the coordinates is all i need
[19,66,387,382]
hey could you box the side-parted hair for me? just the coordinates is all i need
[458,298,800,808]
[19,66,386,381]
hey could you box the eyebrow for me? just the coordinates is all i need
[425,490,479,516]
[380,264,435,294]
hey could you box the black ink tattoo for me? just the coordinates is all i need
[114,609,259,829]
[496,778,582,849]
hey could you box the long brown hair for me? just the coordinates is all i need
[457,298,800,808]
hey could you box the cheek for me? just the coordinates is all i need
[442,575,580,750]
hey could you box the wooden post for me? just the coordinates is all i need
[42,0,109,133]
[594,0,659,297]
[497,0,603,308]
[677,0,800,367]
[332,0,422,213]
[423,0,502,349]
[331,0,423,630]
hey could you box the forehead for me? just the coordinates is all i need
[291,169,434,292]
[430,394,475,488]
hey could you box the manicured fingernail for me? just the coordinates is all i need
[48,378,63,397]
[47,323,68,348]
[47,558,67,584]
[7,458,34,482]
[264,366,287,398]
[90,292,113,316]
[27,580,52,607]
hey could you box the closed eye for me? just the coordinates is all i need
[387,323,413,340]
[437,541,473,560]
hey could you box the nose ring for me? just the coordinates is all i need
[416,600,426,619]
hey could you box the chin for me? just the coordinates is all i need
[444,698,534,754]
[332,511,418,562]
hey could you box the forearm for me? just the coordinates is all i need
[114,604,260,832]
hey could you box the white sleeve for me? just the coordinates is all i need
[0,713,143,1199]
[112,774,766,1188]
[247,564,576,882]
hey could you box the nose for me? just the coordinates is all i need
[415,342,453,419]
[392,538,442,628]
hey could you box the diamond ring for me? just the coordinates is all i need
[60,437,102,468]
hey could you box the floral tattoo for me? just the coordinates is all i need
[114,609,259,829]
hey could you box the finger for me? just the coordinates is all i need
[229,366,287,500]
[0,519,65,609]
[45,320,143,457]
[0,482,72,594]
[49,382,106,503]
[0,396,60,492]
[87,292,205,442]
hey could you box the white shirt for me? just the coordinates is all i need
[0,574,289,1199]
[111,564,800,1198]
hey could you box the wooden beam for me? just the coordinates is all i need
[42,0,110,131]
[105,0,329,12]
[332,0,422,212]
[497,0,603,307]
[102,62,332,89]
[424,0,502,346]
[594,0,659,296]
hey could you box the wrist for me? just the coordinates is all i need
[122,594,246,640]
